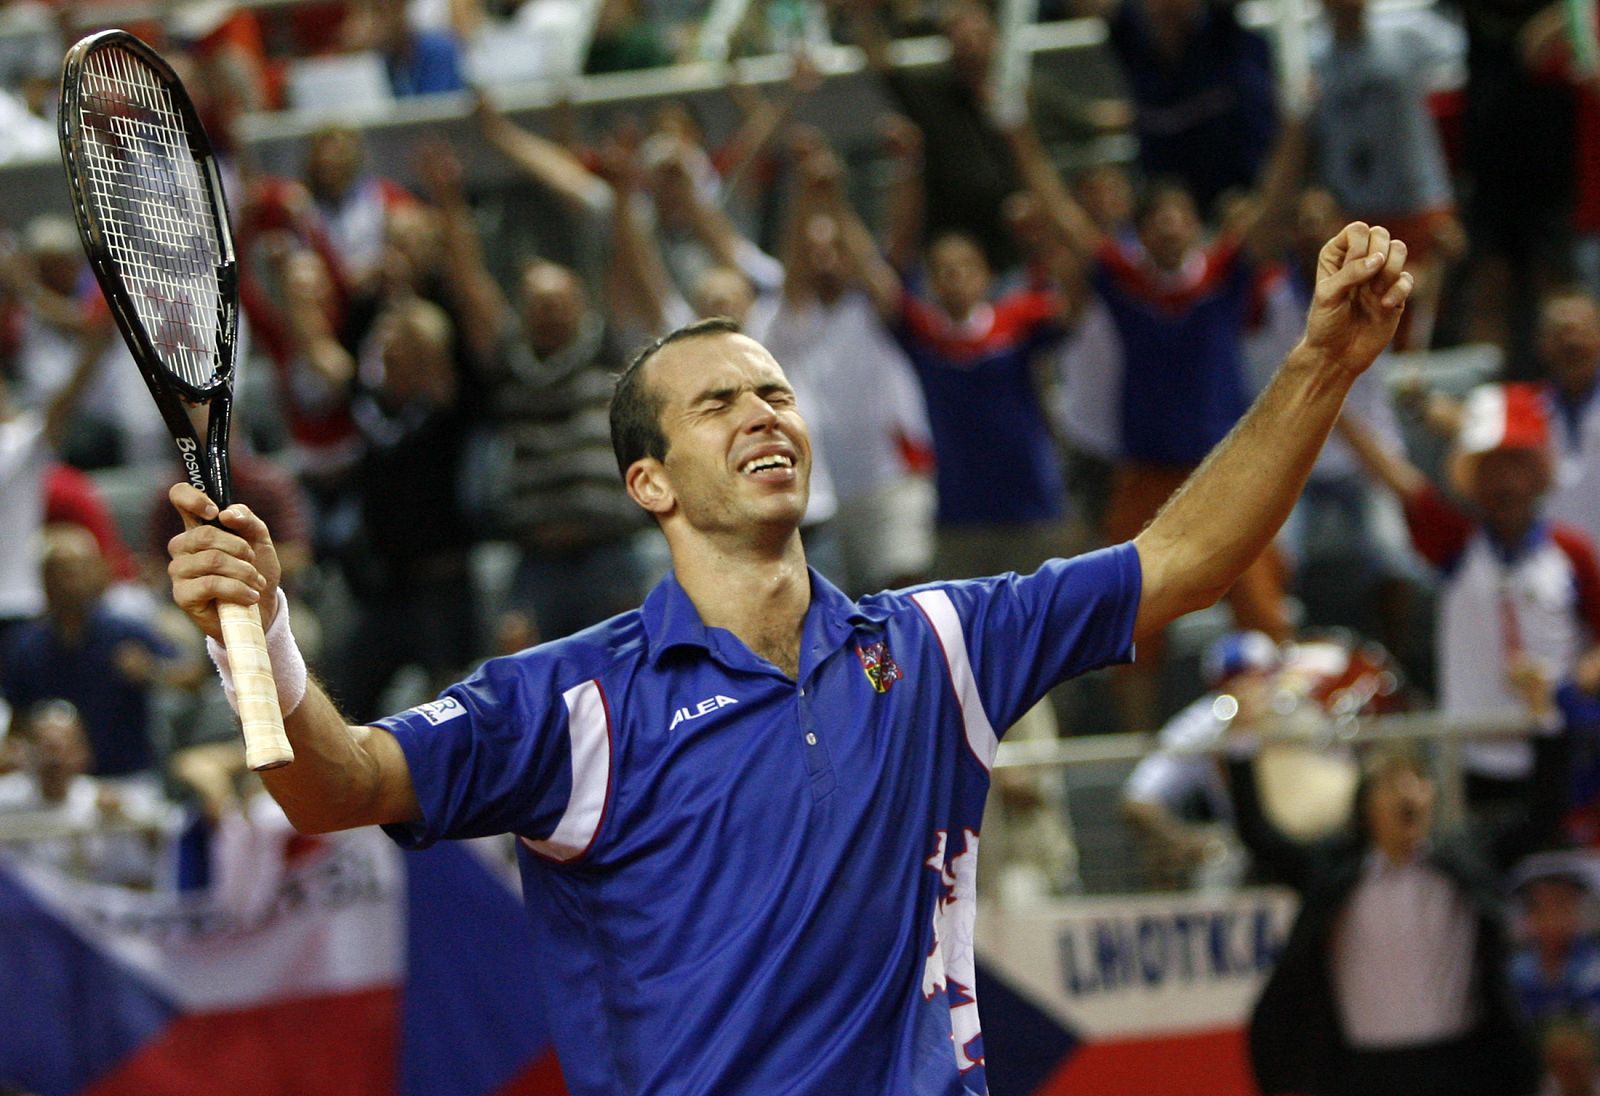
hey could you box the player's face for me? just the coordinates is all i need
[644,334,812,540]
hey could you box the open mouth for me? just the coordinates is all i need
[739,453,794,476]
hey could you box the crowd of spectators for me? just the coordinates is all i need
[7,0,1600,1089]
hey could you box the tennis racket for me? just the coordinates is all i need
[58,29,293,771]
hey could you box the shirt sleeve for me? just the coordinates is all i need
[1552,524,1600,639]
[376,654,591,851]
[915,542,1141,736]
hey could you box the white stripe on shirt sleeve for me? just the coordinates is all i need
[522,678,612,862]
[911,589,999,771]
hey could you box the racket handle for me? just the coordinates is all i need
[217,600,295,771]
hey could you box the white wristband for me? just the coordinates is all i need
[207,589,308,718]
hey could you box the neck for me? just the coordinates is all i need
[671,531,811,678]
[1562,371,1599,403]
[1486,515,1536,550]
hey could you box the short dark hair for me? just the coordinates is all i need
[610,317,742,477]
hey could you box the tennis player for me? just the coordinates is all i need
[165,222,1411,1095]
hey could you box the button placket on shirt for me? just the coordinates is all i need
[796,656,836,800]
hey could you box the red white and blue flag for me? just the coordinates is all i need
[0,819,567,1096]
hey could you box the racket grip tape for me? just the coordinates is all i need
[217,600,295,771]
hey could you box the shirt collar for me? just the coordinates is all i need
[641,566,891,668]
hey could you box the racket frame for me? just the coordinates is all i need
[58,28,241,510]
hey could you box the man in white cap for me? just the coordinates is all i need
[1341,382,1600,800]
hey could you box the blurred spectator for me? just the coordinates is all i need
[1310,0,1467,348]
[1511,853,1600,1032]
[234,180,362,547]
[1077,0,1277,215]
[860,195,1072,581]
[0,0,57,164]
[416,134,647,643]
[342,0,467,95]
[0,309,112,650]
[3,216,166,466]
[1231,730,1565,1096]
[585,0,674,73]
[852,0,1026,269]
[302,126,420,297]
[1008,114,1306,729]
[1122,629,1278,887]
[1544,1020,1600,1096]
[761,136,936,596]
[0,0,58,95]
[1522,0,1600,301]
[1047,163,1135,531]
[325,297,477,719]
[1340,384,1600,796]
[1538,288,1600,549]
[845,129,1078,894]
[1559,648,1600,844]
[1,526,183,781]
[452,0,589,85]
[0,699,174,885]
[1449,0,1575,375]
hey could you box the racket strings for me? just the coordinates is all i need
[77,45,223,391]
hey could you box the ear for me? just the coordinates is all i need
[625,458,674,515]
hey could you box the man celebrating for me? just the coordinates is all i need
[165,224,1411,1094]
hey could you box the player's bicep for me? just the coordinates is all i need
[377,663,576,849]
[351,723,423,826]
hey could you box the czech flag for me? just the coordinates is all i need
[0,814,566,1096]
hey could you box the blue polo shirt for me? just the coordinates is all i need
[380,544,1141,1095]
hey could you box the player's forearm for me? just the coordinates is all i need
[1133,342,1351,633]
[259,679,420,834]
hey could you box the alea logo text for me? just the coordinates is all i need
[669,694,739,731]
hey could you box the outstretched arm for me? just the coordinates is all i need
[1004,119,1103,266]
[414,137,511,367]
[1240,117,1310,262]
[474,93,612,214]
[1131,223,1413,640]
[166,483,420,834]
[792,139,904,321]
[42,317,114,450]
